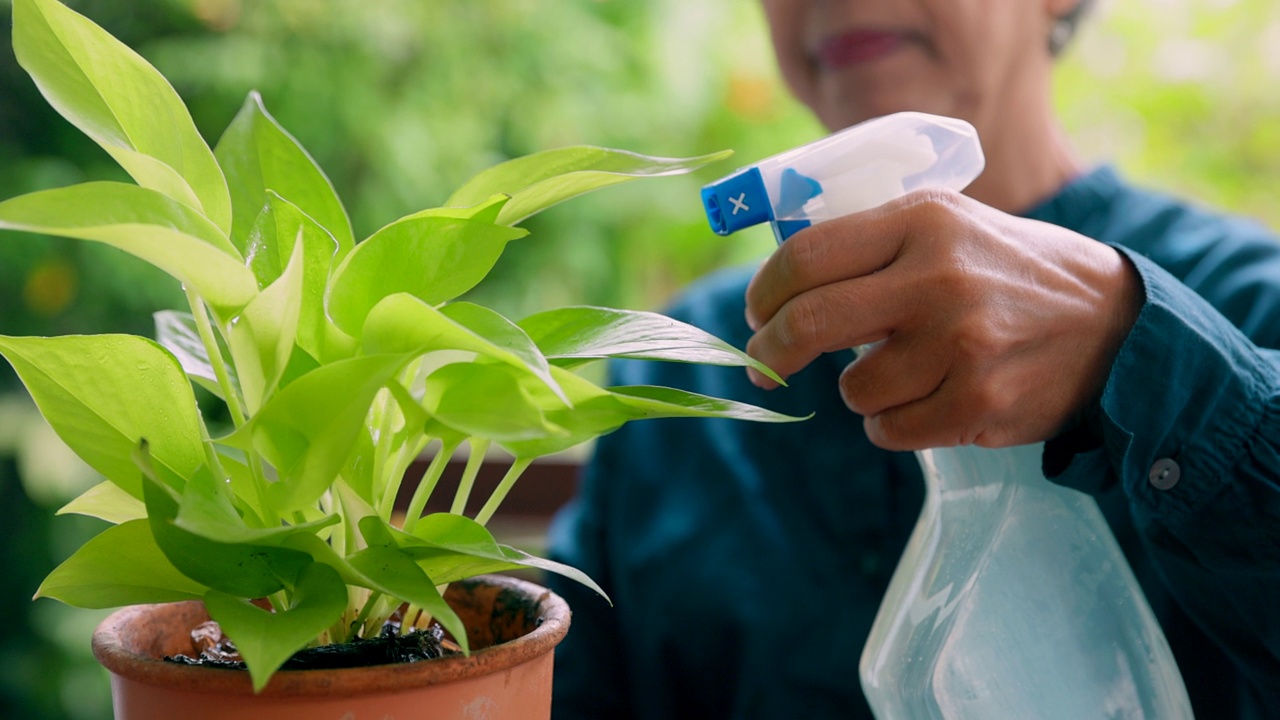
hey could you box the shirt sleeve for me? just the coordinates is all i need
[1050,248,1280,715]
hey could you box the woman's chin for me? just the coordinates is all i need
[815,89,957,130]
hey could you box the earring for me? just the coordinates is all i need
[1049,17,1073,54]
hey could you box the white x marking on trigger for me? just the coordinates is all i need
[729,193,750,215]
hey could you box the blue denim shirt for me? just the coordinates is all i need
[547,167,1280,719]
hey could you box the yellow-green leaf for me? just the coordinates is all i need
[215,91,353,256]
[35,519,207,609]
[447,146,732,225]
[13,0,231,232]
[0,334,207,499]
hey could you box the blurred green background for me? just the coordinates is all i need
[2,0,1279,717]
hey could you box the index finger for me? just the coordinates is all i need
[743,189,956,332]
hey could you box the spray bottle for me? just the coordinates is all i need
[700,112,1193,719]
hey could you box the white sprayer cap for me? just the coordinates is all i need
[701,111,985,242]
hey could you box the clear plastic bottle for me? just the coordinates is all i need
[701,112,1194,719]
[860,443,1192,718]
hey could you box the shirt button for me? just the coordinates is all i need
[1149,458,1180,490]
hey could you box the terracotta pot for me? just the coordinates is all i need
[92,574,570,720]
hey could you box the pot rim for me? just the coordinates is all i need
[91,574,570,698]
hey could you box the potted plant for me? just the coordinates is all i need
[0,1,804,718]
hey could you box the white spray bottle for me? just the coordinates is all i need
[701,112,1194,719]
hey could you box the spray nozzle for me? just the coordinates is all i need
[701,111,985,243]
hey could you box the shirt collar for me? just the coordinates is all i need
[1019,165,1124,229]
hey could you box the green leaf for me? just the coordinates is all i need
[235,354,407,512]
[279,527,471,661]
[13,0,231,233]
[519,306,784,384]
[607,385,810,423]
[496,366,630,458]
[338,429,378,508]
[327,213,527,336]
[57,481,145,524]
[142,472,311,599]
[494,544,610,600]
[215,451,267,527]
[0,183,256,316]
[154,310,232,400]
[171,458,338,545]
[214,91,354,256]
[35,519,207,609]
[385,379,431,444]
[440,302,569,404]
[422,362,565,442]
[403,514,607,599]
[243,192,343,362]
[497,368,807,458]
[402,194,509,225]
[205,561,347,692]
[347,546,463,639]
[349,518,468,651]
[447,146,732,225]
[363,294,568,404]
[334,478,379,553]
[229,234,305,412]
[0,334,207,499]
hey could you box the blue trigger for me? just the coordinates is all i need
[776,168,822,217]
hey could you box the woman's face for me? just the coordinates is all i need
[761,0,1071,131]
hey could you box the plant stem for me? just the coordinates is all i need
[184,289,279,526]
[352,591,383,638]
[247,455,278,527]
[195,417,232,490]
[363,594,400,638]
[399,603,421,636]
[450,438,490,515]
[369,390,397,508]
[473,457,532,527]
[377,433,427,520]
[401,442,457,535]
[183,288,246,427]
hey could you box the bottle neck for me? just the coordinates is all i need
[918,444,1047,494]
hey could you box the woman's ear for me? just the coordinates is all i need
[1045,0,1092,56]
[1044,0,1080,16]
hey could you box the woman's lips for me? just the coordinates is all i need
[815,30,908,70]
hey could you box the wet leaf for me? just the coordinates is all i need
[326,201,526,335]
[142,472,311,599]
[0,334,206,499]
[154,310,234,400]
[243,192,344,362]
[447,146,732,225]
[205,561,347,692]
[36,519,207,608]
[214,91,353,256]
[520,305,783,383]
[0,183,254,315]
[228,234,304,412]
[57,481,145,524]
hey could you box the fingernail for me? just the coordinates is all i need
[745,310,760,332]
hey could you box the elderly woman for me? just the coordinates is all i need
[549,1,1280,717]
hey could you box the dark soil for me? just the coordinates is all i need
[164,619,461,671]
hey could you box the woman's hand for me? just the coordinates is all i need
[744,189,1142,451]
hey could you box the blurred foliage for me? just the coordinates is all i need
[1057,0,1280,223]
[1,0,1279,717]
